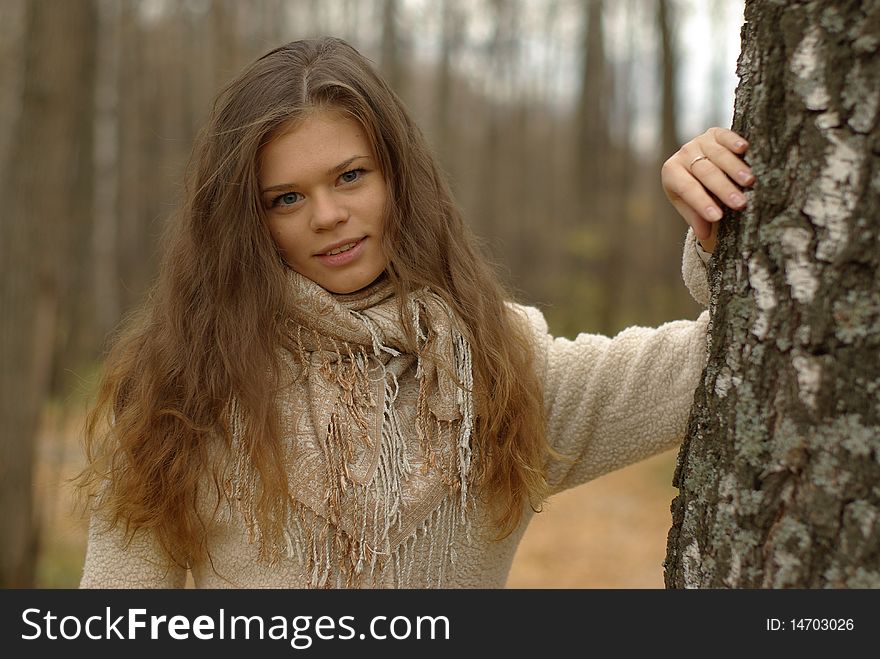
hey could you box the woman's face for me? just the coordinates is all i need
[260,110,388,294]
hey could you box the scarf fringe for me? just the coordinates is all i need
[224,292,476,587]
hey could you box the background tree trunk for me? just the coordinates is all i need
[665,0,880,588]
[575,0,618,334]
[654,0,689,322]
[380,0,404,97]
[0,0,96,587]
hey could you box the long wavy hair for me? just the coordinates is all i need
[78,37,549,566]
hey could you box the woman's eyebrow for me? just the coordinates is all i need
[328,154,370,175]
[260,155,371,194]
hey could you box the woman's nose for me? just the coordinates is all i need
[309,190,348,231]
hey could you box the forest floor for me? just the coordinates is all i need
[507,450,678,588]
[36,406,679,588]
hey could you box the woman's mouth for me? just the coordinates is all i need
[315,237,366,266]
[324,241,359,256]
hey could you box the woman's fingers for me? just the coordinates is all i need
[689,156,748,211]
[697,133,755,188]
[662,158,723,222]
[662,127,755,230]
[708,126,749,154]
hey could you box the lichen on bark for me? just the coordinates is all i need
[664,0,880,589]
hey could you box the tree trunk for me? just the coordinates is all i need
[211,0,242,92]
[434,0,460,170]
[576,0,609,206]
[654,0,689,323]
[657,0,678,161]
[665,0,880,588]
[380,0,404,97]
[0,0,96,587]
[0,0,26,190]
[52,2,97,395]
[115,0,145,313]
[93,0,122,343]
[575,0,618,334]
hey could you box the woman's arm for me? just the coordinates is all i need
[519,125,752,493]
[517,229,711,495]
[541,311,709,494]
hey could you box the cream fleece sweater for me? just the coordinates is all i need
[80,228,712,589]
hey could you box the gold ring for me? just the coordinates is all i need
[688,154,709,173]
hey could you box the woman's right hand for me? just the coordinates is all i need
[661,127,755,252]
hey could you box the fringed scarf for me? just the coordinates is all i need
[225,270,477,587]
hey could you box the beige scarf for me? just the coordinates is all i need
[226,269,477,587]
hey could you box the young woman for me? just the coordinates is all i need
[78,37,753,588]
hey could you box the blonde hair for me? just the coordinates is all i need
[78,37,549,566]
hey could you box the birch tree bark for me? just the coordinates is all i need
[665,0,880,588]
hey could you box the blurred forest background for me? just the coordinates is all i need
[1,0,744,587]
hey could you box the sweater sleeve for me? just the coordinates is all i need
[515,227,711,495]
[79,509,187,588]
[682,226,711,305]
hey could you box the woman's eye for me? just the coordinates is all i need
[339,168,364,184]
[273,192,301,207]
